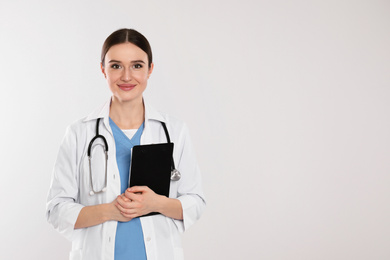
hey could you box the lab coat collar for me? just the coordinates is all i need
[83,97,166,124]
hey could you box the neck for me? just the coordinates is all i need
[109,96,145,129]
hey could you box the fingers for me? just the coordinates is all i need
[110,199,133,222]
[127,186,149,194]
[121,195,130,202]
[125,186,153,201]
[116,195,141,212]
[120,211,139,219]
[115,199,142,219]
[125,192,142,202]
[116,195,131,208]
[115,187,154,218]
[116,201,134,214]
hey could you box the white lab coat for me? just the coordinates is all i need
[46,98,206,260]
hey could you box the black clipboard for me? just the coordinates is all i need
[130,143,173,217]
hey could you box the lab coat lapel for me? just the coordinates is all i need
[142,98,166,145]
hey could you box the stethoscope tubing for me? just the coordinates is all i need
[88,118,181,196]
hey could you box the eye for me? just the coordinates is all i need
[111,64,122,69]
[133,63,143,69]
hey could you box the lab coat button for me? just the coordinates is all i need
[146,237,151,242]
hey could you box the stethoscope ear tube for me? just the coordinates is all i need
[87,118,108,157]
[88,118,180,196]
[88,118,109,196]
[161,122,181,181]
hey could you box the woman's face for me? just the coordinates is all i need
[101,42,153,104]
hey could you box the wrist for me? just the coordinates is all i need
[155,195,167,214]
[156,196,183,220]
[102,203,115,222]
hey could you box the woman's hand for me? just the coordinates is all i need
[109,199,133,222]
[115,186,161,219]
[74,200,132,229]
[115,186,184,220]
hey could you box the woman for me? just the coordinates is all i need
[46,28,206,260]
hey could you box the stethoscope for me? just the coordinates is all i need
[87,118,181,196]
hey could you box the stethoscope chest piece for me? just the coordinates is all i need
[171,169,181,181]
[89,187,107,196]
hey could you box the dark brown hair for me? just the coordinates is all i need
[101,28,153,68]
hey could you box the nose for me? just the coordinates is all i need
[121,68,132,81]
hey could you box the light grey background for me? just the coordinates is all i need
[1,0,389,259]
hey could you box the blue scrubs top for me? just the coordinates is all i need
[109,118,147,260]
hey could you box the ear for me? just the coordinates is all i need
[147,63,154,79]
[100,62,106,78]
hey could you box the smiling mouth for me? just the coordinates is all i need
[118,84,136,91]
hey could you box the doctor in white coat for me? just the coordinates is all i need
[46,28,206,260]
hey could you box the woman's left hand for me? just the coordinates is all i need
[115,186,161,218]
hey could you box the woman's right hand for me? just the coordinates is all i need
[74,199,132,229]
[109,198,132,222]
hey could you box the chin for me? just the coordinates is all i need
[114,93,143,104]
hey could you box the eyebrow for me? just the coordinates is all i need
[108,59,146,64]
[131,60,146,64]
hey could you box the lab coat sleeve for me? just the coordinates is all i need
[173,124,206,232]
[46,125,84,241]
